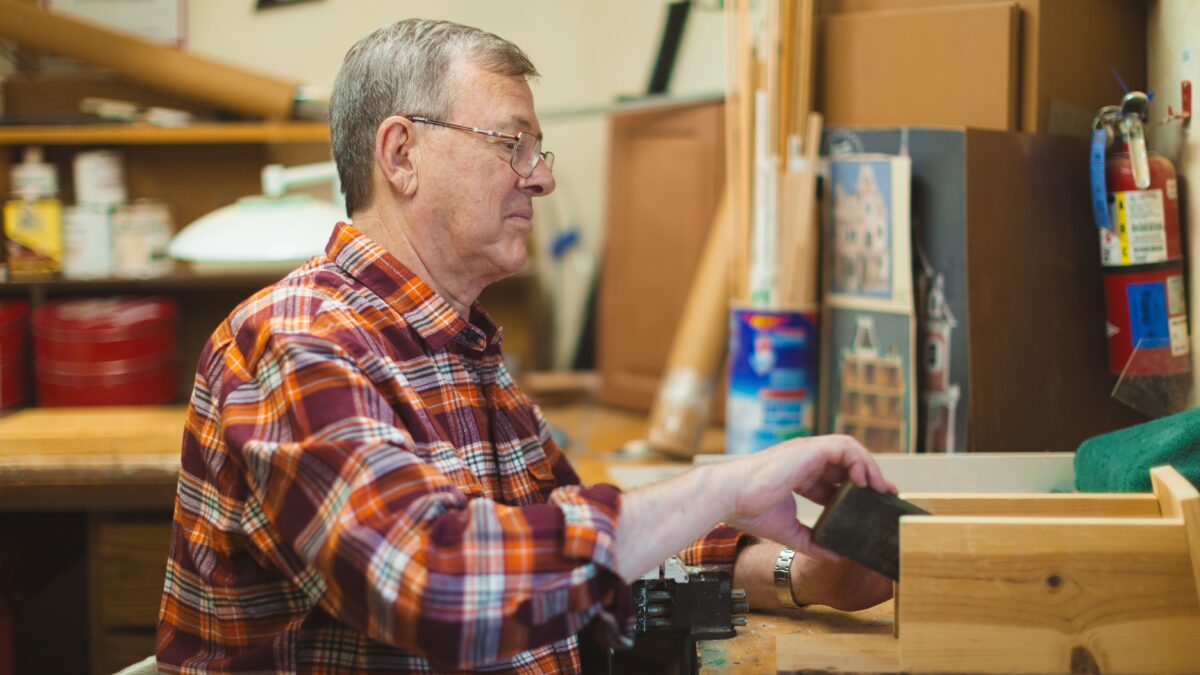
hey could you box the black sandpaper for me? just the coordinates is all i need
[812,481,930,581]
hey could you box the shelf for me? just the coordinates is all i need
[0,121,329,146]
[1,265,289,293]
[0,264,538,295]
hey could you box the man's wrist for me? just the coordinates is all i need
[773,547,810,608]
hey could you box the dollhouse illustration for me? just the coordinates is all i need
[835,316,906,453]
[921,273,962,453]
[832,164,891,295]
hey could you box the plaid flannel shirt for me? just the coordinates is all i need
[157,223,743,673]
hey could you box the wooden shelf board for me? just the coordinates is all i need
[1,264,537,295]
[0,122,329,145]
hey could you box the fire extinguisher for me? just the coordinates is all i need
[1091,93,1191,377]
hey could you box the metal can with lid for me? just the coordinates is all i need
[113,200,174,278]
[0,300,28,409]
[62,204,114,279]
[31,296,177,406]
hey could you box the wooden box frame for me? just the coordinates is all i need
[895,466,1200,673]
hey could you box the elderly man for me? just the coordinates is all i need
[157,18,893,673]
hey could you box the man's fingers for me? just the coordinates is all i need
[785,525,840,563]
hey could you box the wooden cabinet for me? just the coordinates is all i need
[0,123,333,404]
[88,516,172,674]
[597,100,725,410]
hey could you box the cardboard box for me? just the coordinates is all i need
[820,0,1147,133]
[820,3,1021,131]
[822,127,1145,452]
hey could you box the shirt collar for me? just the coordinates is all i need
[324,222,502,353]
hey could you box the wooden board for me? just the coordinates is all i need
[904,492,1163,518]
[776,632,899,673]
[898,516,1200,673]
[597,101,725,411]
[698,603,894,674]
[1152,466,1200,606]
[819,3,1020,130]
[0,406,187,456]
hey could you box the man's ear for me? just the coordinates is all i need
[375,115,418,197]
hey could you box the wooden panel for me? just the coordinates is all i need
[96,632,156,675]
[898,516,1200,673]
[1151,466,1200,605]
[597,101,725,411]
[904,493,1162,518]
[819,3,1019,130]
[92,519,172,629]
[963,131,1145,452]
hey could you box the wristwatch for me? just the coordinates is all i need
[773,547,803,608]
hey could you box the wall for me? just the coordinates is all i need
[1146,0,1200,382]
[185,0,726,368]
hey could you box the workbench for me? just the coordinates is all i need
[3,405,1163,675]
[698,603,896,674]
[0,403,704,674]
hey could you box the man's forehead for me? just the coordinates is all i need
[450,62,541,135]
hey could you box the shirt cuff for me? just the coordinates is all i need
[678,523,749,572]
[548,483,622,570]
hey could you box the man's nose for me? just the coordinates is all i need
[520,159,556,196]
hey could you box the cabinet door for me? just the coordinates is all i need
[597,101,725,410]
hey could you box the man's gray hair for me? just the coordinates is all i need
[330,19,539,214]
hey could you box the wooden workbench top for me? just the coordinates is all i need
[699,601,897,674]
[0,403,705,509]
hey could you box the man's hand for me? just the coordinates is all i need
[790,550,893,611]
[614,434,894,582]
[718,435,895,559]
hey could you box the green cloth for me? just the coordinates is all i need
[1075,406,1200,492]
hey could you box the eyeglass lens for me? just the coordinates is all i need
[513,134,554,177]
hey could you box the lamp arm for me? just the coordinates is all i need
[261,161,345,214]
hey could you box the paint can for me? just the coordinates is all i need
[726,305,817,455]
[31,296,177,406]
[73,150,126,207]
[0,300,28,410]
[62,204,114,279]
[113,200,173,278]
[1101,261,1190,376]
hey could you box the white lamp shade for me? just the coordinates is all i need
[169,195,344,264]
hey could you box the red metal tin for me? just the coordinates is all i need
[1102,261,1190,375]
[35,354,175,407]
[0,356,24,410]
[0,301,29,410]
[31,296,177,363]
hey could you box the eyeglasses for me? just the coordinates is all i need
[407,116,555,178]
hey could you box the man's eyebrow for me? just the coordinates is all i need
[509,116,543,140]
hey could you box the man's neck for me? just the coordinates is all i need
[350,208,479,318]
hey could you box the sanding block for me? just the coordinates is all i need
[812,481,930,580]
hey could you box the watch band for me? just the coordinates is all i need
[773,547,800,608]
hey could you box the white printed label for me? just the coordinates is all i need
[1099,229,1122,265]
[1167,178,1178,201]
[1107,190,1168,265]
[1169,316,1190,356]
[1168,274,1187,315]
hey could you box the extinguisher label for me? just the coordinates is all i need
[1170,316,1190,356]
[1102,190,1168,265]
[1168,274,1187,315]
[1126,280,1170,349]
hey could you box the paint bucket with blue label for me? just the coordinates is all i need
[1102,261,1190,376]
[726,306,817,455]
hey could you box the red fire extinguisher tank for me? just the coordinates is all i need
[1101,151,1190,375]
